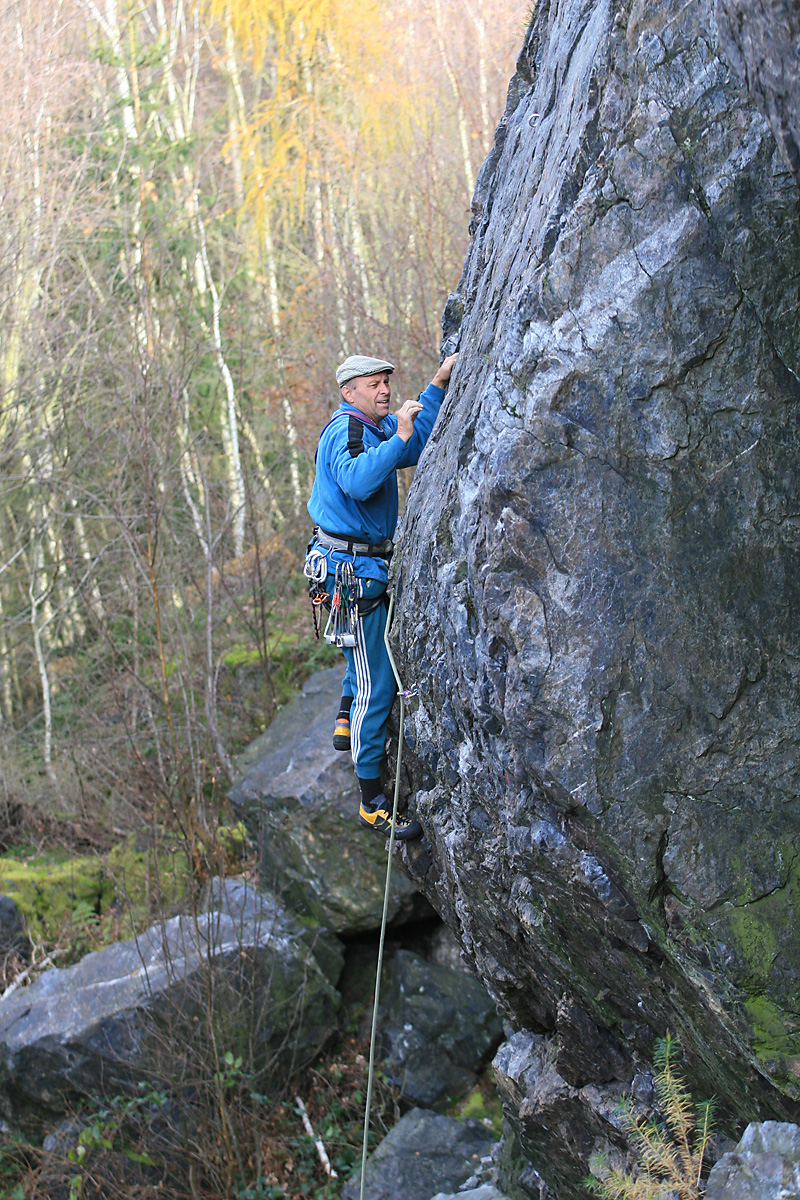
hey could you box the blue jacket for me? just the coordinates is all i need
[307,382,445,581]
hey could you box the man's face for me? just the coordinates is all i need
[342,372,392,424]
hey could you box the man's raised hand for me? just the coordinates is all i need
[432,352,458,389]
[395,398,424,442]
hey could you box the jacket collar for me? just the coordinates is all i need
[339,401,386,432]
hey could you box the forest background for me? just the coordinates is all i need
[0,0,525,860]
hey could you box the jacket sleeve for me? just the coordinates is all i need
[385,383,445,468]
[327,427,408,501]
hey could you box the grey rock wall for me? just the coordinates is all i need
[707,1120,800,1198]
[716,0,800,184]
[392,0,800,1192]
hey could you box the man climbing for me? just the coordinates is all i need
[305,350,457,840]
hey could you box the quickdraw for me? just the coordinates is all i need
[304,539,391,643]
[323,561,359,648]
[303,543,364,646]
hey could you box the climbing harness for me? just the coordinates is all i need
[304,536,392,640]
[359,588,409,1200]
[314,526,394,560]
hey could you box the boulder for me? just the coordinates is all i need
[379,947,503,1107]
[706,1120,800,1199]
[230,666,427,933]
[0,879,341,1134]
[341,1106,495,1200]
[390,0,800,1190]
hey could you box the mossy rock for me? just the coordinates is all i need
[0,855,112,944]
[214,821,251,861]
[0,834,195,949]
[450,1076,504,1137]
[106,834,192,927]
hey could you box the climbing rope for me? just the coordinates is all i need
[359,588,406,1200]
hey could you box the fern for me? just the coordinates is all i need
[587,1034,716,1200]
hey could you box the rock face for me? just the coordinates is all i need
[392,0,800,1192]
[492,1029,629,1196]
[716,0,800,184]
[706,1120,800,1199]
[231,666,424,932]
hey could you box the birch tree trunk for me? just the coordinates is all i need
[263,220,303,516]
[464,0,492,148]
[432,0,475,196]
[194,196,247,558]
[29,535,56,784]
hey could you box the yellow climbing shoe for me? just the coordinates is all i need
[358,800,422,841]
[333,716,351,751]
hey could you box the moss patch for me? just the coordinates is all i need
[215,822,250,861]
[725,905,779,992]
[223,643,262,669]
[449,1072,504,1137]
[716,853,800,1000]
[0,854,112,943]
[744,994,797,1057]
[0,833,195,949]
[744,994,800,1097]
[106,834,192,928]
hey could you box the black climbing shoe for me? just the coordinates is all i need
[333,715,351,752]
[359,798,422,841]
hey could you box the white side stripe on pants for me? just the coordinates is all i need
[350,611,371,766]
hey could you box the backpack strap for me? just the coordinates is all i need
[315,409,388,462]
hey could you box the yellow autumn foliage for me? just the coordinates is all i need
[208,0,417,224]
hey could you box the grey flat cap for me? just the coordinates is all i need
[336,354,395,386]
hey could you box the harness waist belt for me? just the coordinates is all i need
[315,527,394,559]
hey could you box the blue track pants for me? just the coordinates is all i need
[329,574,395,779]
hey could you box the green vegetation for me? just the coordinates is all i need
[0,1028,400,1200]
[0,854,112,946]
[744,995,796,1057]
[450,1072,504,1137]
[105,834,194,927]
[0,830,197,959]
[587,1035,715,1200]
[726,905,779,993]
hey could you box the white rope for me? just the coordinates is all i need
[359,589,406,1200]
